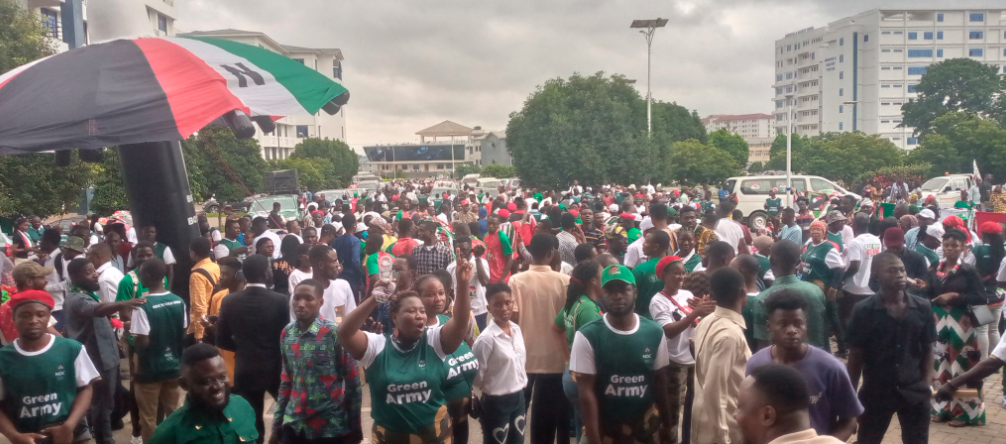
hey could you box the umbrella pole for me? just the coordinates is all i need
[117,141,200,303]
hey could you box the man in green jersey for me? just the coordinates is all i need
[148,344,258,444]
[571,265,672,444]
[916,224,943,267]
[632,230,671,318]
[131,259,187,442]
[0,290,97,444]
[214,219,249,261]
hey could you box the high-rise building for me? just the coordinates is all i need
[178,29,347,160]
[774,9,1006,149]
[17,0,178,51]
[702,114,777,140]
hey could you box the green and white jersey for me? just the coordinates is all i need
[801,241,843,287]
[431,314,478,400]
[569,314,669,426]
[766,197,782,216]
[0,335,99,434]
[361,328,450,434]
[131,292,188,383]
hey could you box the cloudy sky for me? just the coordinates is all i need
[178,0,993,151]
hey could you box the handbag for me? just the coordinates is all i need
[971,304,996,326]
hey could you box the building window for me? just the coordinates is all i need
[937,31,944,39]
[839,88,844,97]
[907,49,934,57]
[908,32,917,40]
[839,122,844,131]
[882,49,891,53]
[894,66,903,70]
[157,13,167,33]
[882,31,891,35]
[937,13,944,22]
[970,12,984,22]
[908,84,918,93]
[937,49,944,57]
[970,30,984,39]
[40,8,58,38]
[882,66,891,70]
[839,54,844,63]
[787,44,791,51]
[893,31,903,35]
[908,66,927,75]
[881,120,890,123]
[776,74,783,81]
[332,60,342,80]
[839,105,844,113]
[969,48,984,57]
[839,71,844,79]
[924,31,933,40]
[882,84,891,88]
[293,58,305,64]
[864,34,869,42]
[908,137,919,146]
[893,49,903,53]
[296,125,309,137]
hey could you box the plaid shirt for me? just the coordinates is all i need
[273,317,362,440]
[412,243,455,276]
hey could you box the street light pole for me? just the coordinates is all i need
[786,93,794,208]
[631,18,668,136]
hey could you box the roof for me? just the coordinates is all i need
[416,120,474,137]
[179,29,343,59]
[702,113,774,123]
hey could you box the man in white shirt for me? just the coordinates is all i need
[296,245,356,323]
[713,203,746,254]
[447,236,491,331]
[88,243,125,304]
[250,216,282,259]
[624,218,654,268]
[841,213,881,328]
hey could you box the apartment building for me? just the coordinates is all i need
[774,9,1006,149]
[179,29,347,160]
[702,114,777,141]
[18,0,177,51]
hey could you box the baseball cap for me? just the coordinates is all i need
[8,290,55,311]
[825,210,847,224]
[925,224,945,241]
[917,208,936,220]
[640,217,654,231]
[609,204,619,212]
[12,262,54,286]
[601,264,636,287]
[63,236,86,253]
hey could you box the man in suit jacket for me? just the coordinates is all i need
[216,254,290,443]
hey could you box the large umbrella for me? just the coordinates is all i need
[0,36,349,153]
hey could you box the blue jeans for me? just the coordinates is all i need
[562,366,582,443]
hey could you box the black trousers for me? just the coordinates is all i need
[279,426,358,444]
[523,373,570,444]
[233,385,280,444]
[88,365,119,444]
[480,391,526,444]
[855,393,929,444]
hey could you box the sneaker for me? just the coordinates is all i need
[131,436,143,444]
[1001,395,1006,408]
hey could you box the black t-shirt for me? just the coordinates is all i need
[981,182,992,202]
[11,231,29,259]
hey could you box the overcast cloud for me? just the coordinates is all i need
[178,0,995,151]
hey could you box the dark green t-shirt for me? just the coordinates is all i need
[632,257,664,318]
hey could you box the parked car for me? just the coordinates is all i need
[244,195,300,221]
[919,174,974,209]
[462,173,481,188]
[722,174,860,230]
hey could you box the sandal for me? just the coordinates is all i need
[931,415,946,423]
[947,420,968,427]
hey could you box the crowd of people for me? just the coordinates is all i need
[3,176,1006,444]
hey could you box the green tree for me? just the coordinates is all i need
[747,161,766,174]
[907,134,963,178]
[0,0,56,75]
[663,140,741,186]
[290,138,358,188]
[453,164,481,179]
[507,72,705,188]
[90,149,129,215]
[481,164,516,178]
[269,157,326,191]
[708,129,749,168]
[901,58,1006,134]
[926,112,1006,180]
[794,132,905,185]
[767,133,812,171]
[182,126,268,203]
[0,152,93,218]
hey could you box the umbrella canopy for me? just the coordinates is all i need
[0,36,349,154]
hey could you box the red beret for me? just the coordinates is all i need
[883,227,906,247]
[498,209,511,218]
[619,212,635,220]
[655,255,684,279]
[8,290,55,311]
[980,221,1003,235]
[507,202,517,211]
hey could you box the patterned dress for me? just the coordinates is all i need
[928,262,987,425]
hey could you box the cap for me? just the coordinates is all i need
[980,221,1002,235]
[655,255,683,279]
[619,212,635,220]
[640,217,654,231]
[925,224,945,241]
[752,235,774,251]
[8,290,55,311]
[825,210,847,224]
[601,264,636,287]
[12,262,54,285]
[507,202,517,211]
[917,208,936,220]
[63,236,86,253]
[609,204,619,212]
[884,227,906,247]
[461,199,470,206]
[634,214,643,222]
[859,198,875,208]
[498,209,511,219]
[666,207,678,218]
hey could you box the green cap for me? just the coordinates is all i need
[63,236,86,253]
[601,264,636,287]
[666,207,678,218]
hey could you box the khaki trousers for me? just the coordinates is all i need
[135,378,181,442]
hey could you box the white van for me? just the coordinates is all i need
[722,175,860,230]
[462,173,481,188]
[919,174,974,209]
[477,177,501,189]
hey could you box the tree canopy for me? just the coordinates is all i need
[182,126,268,203]
[0,0,55,75]
[507,72,705,188]
[901,58,1006,134]
[908,112,1006,180]
[767,132,905,185]
[481,164,516,179]
[90,150,129,215]
[663,139,741,186]
[708,129,749,168]
[289,138,359,188]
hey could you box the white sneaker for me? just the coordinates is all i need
[131,436,143,444]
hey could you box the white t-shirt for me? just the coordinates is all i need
[715,219,745,254]
[0,335,100,398]
[289,279,356,323]
[359,326,448,369]
[843,234,882,295]
[130,292,189,334]
[447,257,490,316]
[649,289,697,365]
[840,225,855,247]
[989,331,1006,363]
[624,237,646,269]
[804,240,845,271]
[252,231,282,259]
[570,314,669,374]
[288,269,312,293]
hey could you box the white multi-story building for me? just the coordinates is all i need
[701,114,777,140]
[179,29,347,160]
[774,9,1006,149]
[17,0,177,52]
